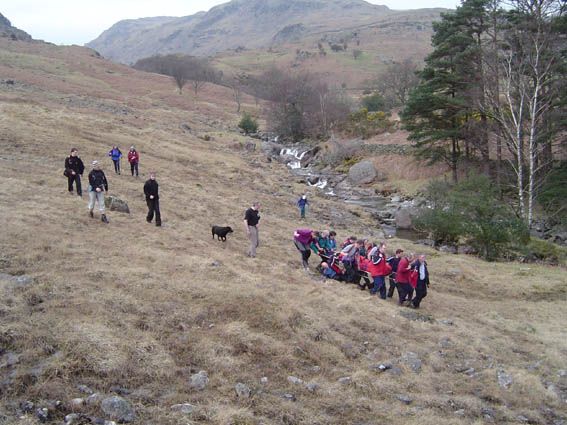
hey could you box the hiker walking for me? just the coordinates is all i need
[128,146,139,177]
[144,172,161,226]
[244,202,261,257]
[395,253,414,305]
[411,255,430,308]
[297,194,309,219]
[64,148,85,197]
[108,145,122,174]
[87,161,109,223]
[367,242,392,299]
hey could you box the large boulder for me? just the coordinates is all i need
[100,396,136,423]
[348,161,377,184]
[395,208,413,229]
[104,195,130,214]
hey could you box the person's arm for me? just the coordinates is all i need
[103,174,108,192]
[244,219,250,234]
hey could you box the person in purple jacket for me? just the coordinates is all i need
[293,229,319,270]
[108,145,122,174]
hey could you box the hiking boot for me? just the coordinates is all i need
[89,210,94,218]
[101,214,109,223]
[156,222,161,227]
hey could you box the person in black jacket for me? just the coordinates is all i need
[88,161,109,223]
[144,172,161,226]
[387,249,404,298]
[410,255,430,308]
[64,148,85,196]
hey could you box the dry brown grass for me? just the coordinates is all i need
[0,39,566,425]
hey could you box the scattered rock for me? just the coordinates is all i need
[309,366,321,373]
[338,377,352,384]
[287,376,304,385]
[306,382,317,393]
[64,413,80,424]
[77,385,93,395]
[109,386,131,395]
[370,363,392,372]
[235,383,251,398]
[0,273,35,288]
[283,394,296,401]
[100,396,136,423]
[210,261,222,267]
[70,398,84,408]
[244,140,256,152]
[518,415,530,424]
[395,208,413,229]
[86,393,103,406]
[388,366,403,376]
[497,371,513,389]
[348,160,377,184]
[103,195,130,214]
[449,269,462,276]
[439,338,453,348]
[439,245,457,254]
[170,403,195,414]
[481,407,495,418]
[36,407,49,423]
[455,409,465,416]
[189,370,209,390]
[260,377,268,383]
[397,394,412,405]
[401,352,422,373]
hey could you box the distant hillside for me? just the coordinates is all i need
[86,0,447,64]
[0,12,32,41]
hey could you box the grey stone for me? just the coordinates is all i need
[399,310,419,321]
[86,393,103,406]
[0,273,35,288]
[190,370,209,390]
[439,338,453,348]
[36,408,49,423]
[308,366,321,373]
[397,394,412,405]
[244,140,256,152]
[100,396,136,423]
[455,409,465,416]
[109,386,131,395]
[558,369,567,377]
[260,377,268,383]
[103,195,130,214]
[283,394,296,401]
[348,161,377,184]
[287,376,304,385]
[518,415,530,424]
[388,366,403,376]
[77,384,93,394]
[497,371,513,389]
[235,383,251,398]
[439,245,457,254]
[170,403,195,414]
[395,208,412,229]
[70,398,84,408]
[210,261,222,267]
[64,413,80,424]
[338,377,352,384]
[449,269,461,276]
[401,352,422,373]
[306,383,317,393]
[481,407,495,417]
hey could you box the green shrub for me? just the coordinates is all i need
[238,111,258,134]
[361,92,386,112]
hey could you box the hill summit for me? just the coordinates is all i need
[86,0,441,64]
[0,12,32,41]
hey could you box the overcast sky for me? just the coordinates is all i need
[3,0,461,46]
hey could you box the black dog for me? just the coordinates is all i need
[212,225,233,241]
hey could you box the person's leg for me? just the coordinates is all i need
[294,240,309,269]
[131,161,135,176]
[134,162,138,176]
[370,275,380,295]
[377,276,386,299]
[398,282,407,304]
[68,176,74,193]
[387,274,396,297]
[146,199,154,222]
[117,160,120,174]
[97,192,108,222]
[75,175,82,197]
[300,205,305,218]
[154,199,161,226]
[413,281,427,308]
[249,226,258,257]
[113,160,118,173]
[88,191,96,217]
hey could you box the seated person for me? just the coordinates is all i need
[320,261,344,281]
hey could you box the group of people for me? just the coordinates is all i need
[63,147,160,225]
[293,230,430,308]
[107,145,140,177]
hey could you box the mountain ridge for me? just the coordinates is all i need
[86,0,448,64]
[0,12,32,41]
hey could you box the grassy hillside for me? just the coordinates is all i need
[1,38,566,425]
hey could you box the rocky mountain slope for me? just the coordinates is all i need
[86,0,446,64]
[0,13,32,41]
[1,38,566,425]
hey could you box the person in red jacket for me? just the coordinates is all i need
[128,146,139,177]
[395,253,415,305]
[367,242,392,299]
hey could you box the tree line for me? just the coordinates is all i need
[401,0,567,228]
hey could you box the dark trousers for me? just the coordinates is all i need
[370,275,386,299]
[387,273,397,297]
[130,161,138,176]
[342,260,357,283]
[397,282,412,304]
[67,174,82,196]
[112,159,120,173]
[412,280,428,308]
[294,240,311,268]
[146,198,161,225]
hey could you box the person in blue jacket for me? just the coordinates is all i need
[108,145,122,174]
[297,194,309,219]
